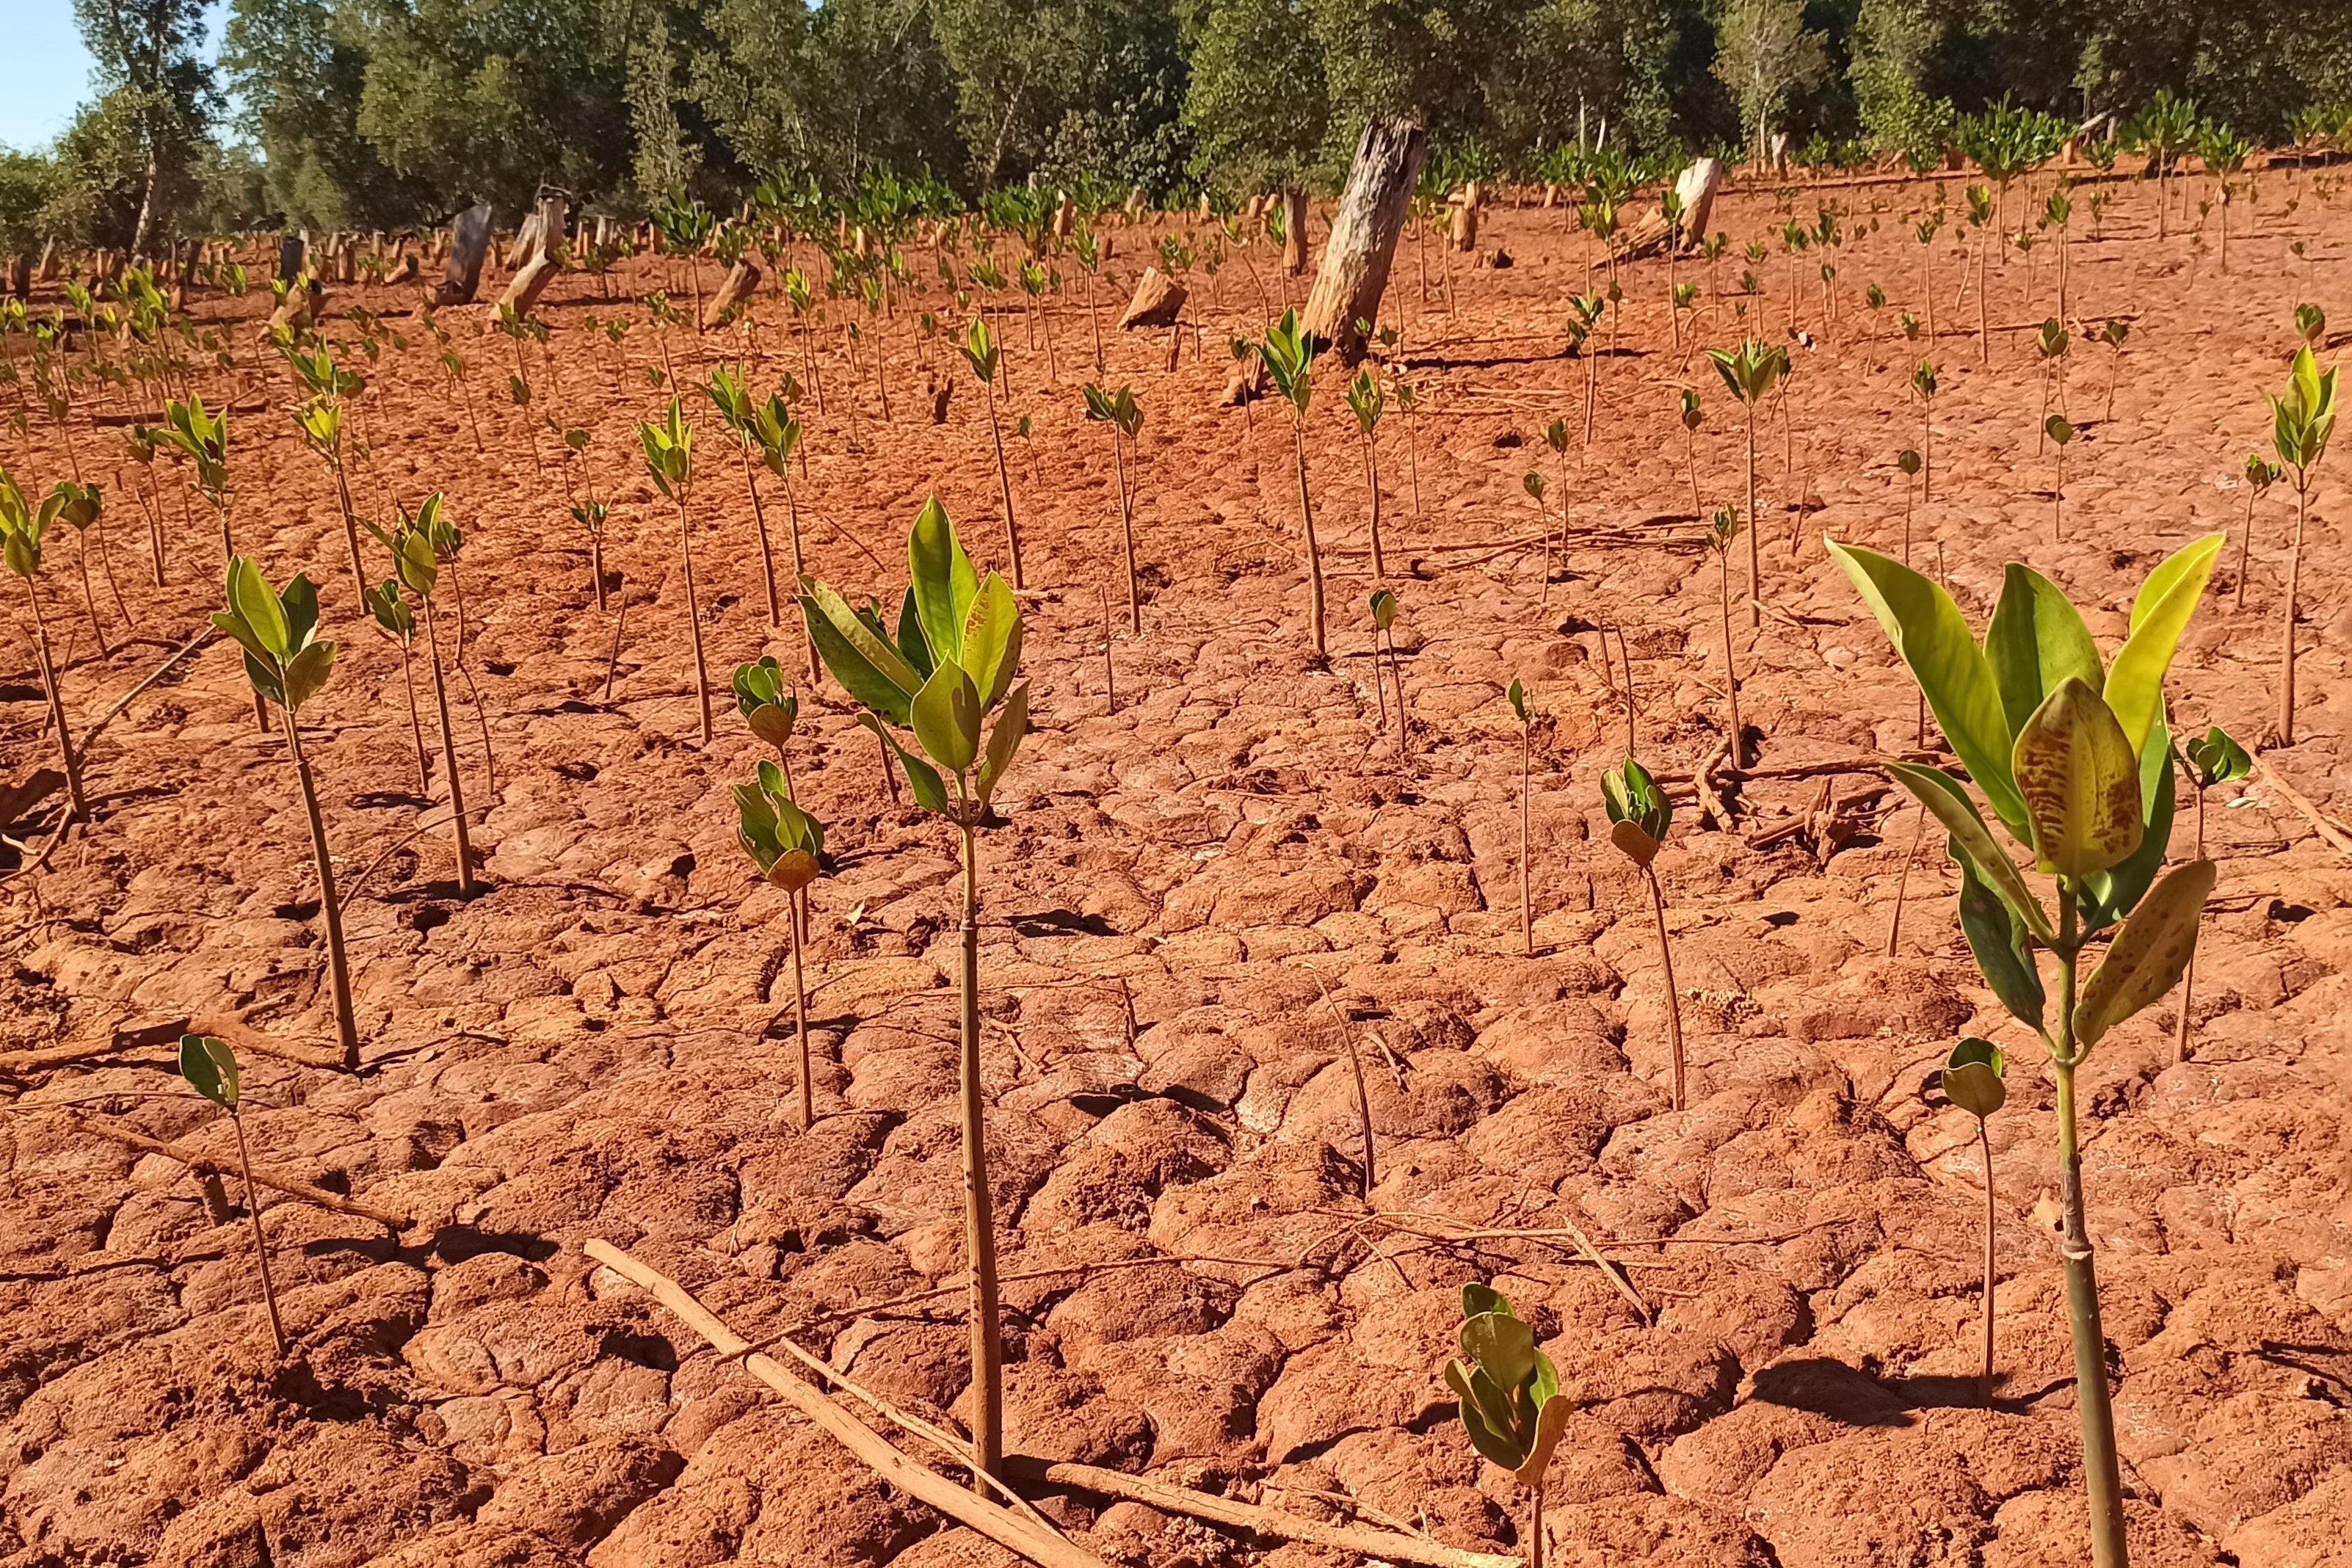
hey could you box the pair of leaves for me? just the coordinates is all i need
[1263,308,1314,415]
[1082,383,1142,439]
[735,761,826,891]
[1943,1038,2006,1119]
[1602,758,1670,869]
[1346,369,1384,432]
[1445,1285,1570,1489]
[2270,344,2337,471]
[960,317,999,382]
[0,468,44,577]
[640,399,693,498]
[214,556,335,714]
[733,657,799,749]
[1707,339,1787,404]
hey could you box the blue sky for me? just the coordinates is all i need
[0,0,230,153]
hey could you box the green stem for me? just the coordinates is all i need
[954,780,1002,1485]
[2052,889,2129,1567]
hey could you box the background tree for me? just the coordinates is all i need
[1711,0,1828,167]
[70,0,220,251]
[1181,0,1328,195]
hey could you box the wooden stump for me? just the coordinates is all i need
[7,254,28,302]
[435,203,495,307]
[1282,189,1308,274]
[1118,266,1188,329]
[700,258,762,330]
[1617,159,1724,260]
[1448,186,1480,252]
[1300,115,1427,366]
[498,253,560,319]
[276,235,306,288]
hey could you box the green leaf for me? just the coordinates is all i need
[281,640,335,713]
[962,573,1023,711]
[1983,564,2102,741]
[911,661,982,776]
[1826,540,2025,837]
[2184,725,2251,788]
[1942,1037,2007,1118]
[1462,1282,1511,1320]
[2105,534,2223,758]
[976,681,1028,806]
[1886,761,2054,942]
[908,498,978,666]
[2078,714,2175,934]
[1446,1360,1528,1470]
[2075,858,2217,1050]
[227,556,291,660]
[2011,678,2144,877]
[1506,678,1528,723]
[896,587,934,680]
[1515,1394,1573,1489]
[865,716,950,814]
[179,1034,239,1108]
[1462,1360,1531,1456]
[210,608,277,669]
[804,578,923,696]
[1955,846,2047,1029]
[1461,1309,1537,1392]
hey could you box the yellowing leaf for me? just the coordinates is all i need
[2075,859,2217,1050]
[2105,534,2222,757]
[2012,678,2144,877]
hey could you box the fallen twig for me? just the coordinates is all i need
[66,1111,412,1227]
[582,1239,1107,1568]
[2254,760,2352,860]
[79,625,218,746]
[1003,1457,1522,1568]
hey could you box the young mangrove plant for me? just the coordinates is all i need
[1707,339,1788,626]
[180,1034,287,1357]
[1370,588,1406,758]
[2233,454,2280,611]
[1941,1038,2006,1386]
[1262,308,1326,657]
[2264,346,2336,745]
[1509,678,1533,956]
[1707,506,1744,752]
[287,343,369,599]
[364,577,431,794]
[1347,369,1387,581]
[1081,383,1144,632]
[706,365,783,625]
[2172,726,2248,1064]
[959,317,1024,589]
[797,499,1029,1482]
[43,480,113,655]
[2047,415,2076,540]
[640,398,715,744]
[1912,360,1939,504]
[2099,319,2128,424]
[371,498,476,895]
[733,737,825,1131]
[1445,1284,1569,1568]
[216,556,361,1069]
[1603,758,1685,1110]
[1679,388,1704,519]
[1826,532,2226,1568]
[0,469,86,819]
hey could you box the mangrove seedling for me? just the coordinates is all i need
[2296,302,2325,349]
[2265,345,2337,745]
[1262,308,1326,656]
[1347,369,1387,581]
[1445,1284,1569,1568]
[364,577,431,794]
[2047,416,2075,540]
[1707,507,1744,753]
[706,365,783,626]
[1912,360,1939,504]
[1509,678,1533,956]
[42,479,113,655]
[1826,532,2226,1568]
[371,497,476,895]
[1603,758,1685,1110]
[959,317,1024,589]
[180,1034,287,1357]
[2233,454,2281,611]
[797,498,1029,1482]
[0,469,85,819]
[1081,383,1144,632]
[640,398,715,744]
[2036,319,2069,450]
[1706,339,1789,626]
[287,343,369,599]
[1942,1038,2006,1385]
[214,556,360,1070]
[1524,471,1551,600]
[2171,725,2248,1064]
[734,756,826,1130]
[1370,588,1406,757]
[2099,319,2128,424]
[1679,388,1703,519]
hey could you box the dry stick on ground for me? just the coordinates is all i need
[1355,1208,1654,1324]
[580,1241,1108,1568]
[1886,806,1931,956]
[1004,1458,1522,1568]
[68,1114,412,1227]
[2255,760,2352,860]
[1310,970,1379,1199]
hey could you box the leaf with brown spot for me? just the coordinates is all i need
[2075,859,2216,1050]
[2011,678,2143,878]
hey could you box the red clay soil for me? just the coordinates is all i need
[4,168,2351,1568]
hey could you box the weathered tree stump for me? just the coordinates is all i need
[435,204,494,307]
[1118,266,1188,329]
[1448,185,1480,252]
[498,253,560,319]
[1282,189,1308,274]
[276,235,306,288]
[1616,159,1724,259]
[700,258,762,330]
[1300,115,1427,365]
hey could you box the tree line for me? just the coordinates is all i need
[6,0,2351,253]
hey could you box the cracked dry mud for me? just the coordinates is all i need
[4,174,2351,1567]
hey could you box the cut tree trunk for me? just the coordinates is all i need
[1282,189,1309,274]
[1301,115,1429,366]
[1117,267,1187,329]
[1449,184,1480,253]
[701,259,763,330]
[1618,159,1723,260]
[435,204,496,307]
[497,254,560,319]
